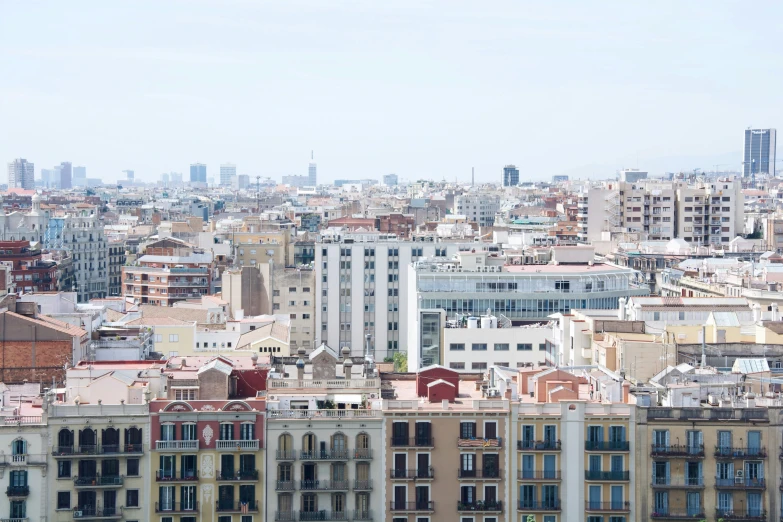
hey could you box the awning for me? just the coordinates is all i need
[332,394,363,404]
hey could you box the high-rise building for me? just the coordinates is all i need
[220,163,237,186]
[161,173,170,185]
[308,154,317,186]
[123,169,134,180]
[73,166,87,187]
[502,164,519,186]
[237,174,250,189]
[170,172,183,184]
[59,162,72,189]
[7,158,34,189]
[40,168,55,188]
[743,128,776,178]
[383,173,399,186]
[189,163,207,183]
[453,193,500,227]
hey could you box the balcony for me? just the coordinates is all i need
[457,437,502,449]
[155,440,199,451]
[517,500,561,511]
[585,441,630,451]
[389,501,434,512]
[73,507,123,519]
[217,469,259,481]
[298,480,349,491]
[156,470,198,482]
[651,511,705,519]
[353,479,373,490]
[517,440,561,451]
[651,475,704,488]
[299,511,347,521]
[585,470,630,481]
[73,475,123,488]
[353,510,373,520]
[5,486,28,497]
[275,512,295,521]
[715,446,767,459]
[216,439,260,451]
[458,468,502,480]
[517,470,561,481]
[457,501,503,513]
[585,502,631,512]
[650,444,705,458]
[353,448,372,459]
[299,449,349,460]
[155,502,199,514]
[715,477,766,490]
[216,501,259,513]
[390,437,434,448]
[276,480,295,491]
[390,468,434,480]
[276,450,297,460]
[716,509,767,521]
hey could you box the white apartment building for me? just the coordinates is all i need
[7,158,35,189]
[675,178,743,246]
[453,193,500,227]
[220,163,237,187]
[315,234,474,359]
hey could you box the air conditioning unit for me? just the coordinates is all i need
[74,511,83,517]
[736,470,744,478]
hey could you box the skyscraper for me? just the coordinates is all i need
[383,173,399,186]
[73,166,87,187]
[743,128,777,178]
[7,158,34,189]
[123,170,135,180]
[190,163,207,183]
[59,162,72,189]
[307,152,317,186]
[502,164,519,186]
[41,168,55,188]
[220,163,237,186]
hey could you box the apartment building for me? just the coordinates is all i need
[108,239,127,297]
[637,404,779,520]
[514,367,636,522]
[675,178,743,246]
[271,267,316,352]
[265,347,383,522]
[149,356,266,522]
[316,235,467,359]
[44,399,150,522]
[384,365,508,522]
[454,193,500,227]
[0,404,47,522]
[0,239,57,292]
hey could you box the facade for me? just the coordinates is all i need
[271,267,316,352]
[220,164,237,187]
[0,412,47,522]
[503,165,520,187]
[237,175,250,190]
[315,236,466,359]
[743,128,776,178]
[454,194,500,227]
[442,322,552,371]
[108,239,127,297]
[674,178,743,246]
[59,162,72,190]
[190,163,207,183]
[618,169,648,183]
[122,264,211,306]
[44,399,150,522]
[308,161,317,187]
[73,166,87,186]
[383,174,399,186]
[0,240,57,292]
[8,158,35,189]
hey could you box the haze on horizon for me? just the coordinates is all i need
[0,1,781,184]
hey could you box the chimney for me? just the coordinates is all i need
[296,347,306,381]
[622,381,630,404]
[342,346,352,380]
[618,298,627,321]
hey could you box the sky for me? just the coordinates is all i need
[1,1,782,184]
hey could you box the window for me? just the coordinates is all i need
[155,334,162,342]
[494,343,509,351]
[273,290,280,296]
[303,287,310,292]
[289,287,296,292]
[57,491,70,509]
[517,343,532,351]
[450,343,465,351]
[58,460,71,478]
[539,343,547,351]
[169,334,179,342]
[126,490,139,507]
[471,343,487,351]
[127,458,140,476]
[449,362,465,370]
[288,301,296,306]
[303,314,310,319]
[472,362,487,370]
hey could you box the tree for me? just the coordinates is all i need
[393,352,408,372]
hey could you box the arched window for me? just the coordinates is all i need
[101,427,120,453]
[331,433,347,458]
[302,433,317,459]
[278,433,294,460]
[124,427,143,452]
[57,428,74,454]
[355,433,371,459]
[78,428,97,453]
[11,439,26,456]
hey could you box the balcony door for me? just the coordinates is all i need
[417,454,430,477]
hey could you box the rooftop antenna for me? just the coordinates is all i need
[311,150,314,161]
[700,325,706,370]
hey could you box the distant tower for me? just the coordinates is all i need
[502,165,519,187]
[190,163,207,183]
[123,170,134,180]
[59,161,72,189]
[308,151,317,187]
[220,163,237,186]
[743,128,777,182]
[7,159,34,189]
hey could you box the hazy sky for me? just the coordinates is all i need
[1,1,781,183]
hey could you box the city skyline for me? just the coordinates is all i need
[2,2,781,183]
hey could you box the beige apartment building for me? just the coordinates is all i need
[272,267,316,352]
[675,178,743,247]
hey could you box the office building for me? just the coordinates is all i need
[170,172,183,185]
[308,159,317,186]
[123,170,134,181]
[552,175,569,184]
[383,173,399,186]
[237,174,250,189]
[161,173,170,185]
[453,193,500,227]
[220,163,237,187]
[41,168,55,188]
[73,166,87,187]
[743,128,776,178]
[190,163,207,183]
[7,158,34,189]
[674,178,743,246]
[59,162,72,189]
[503,164,519,186]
